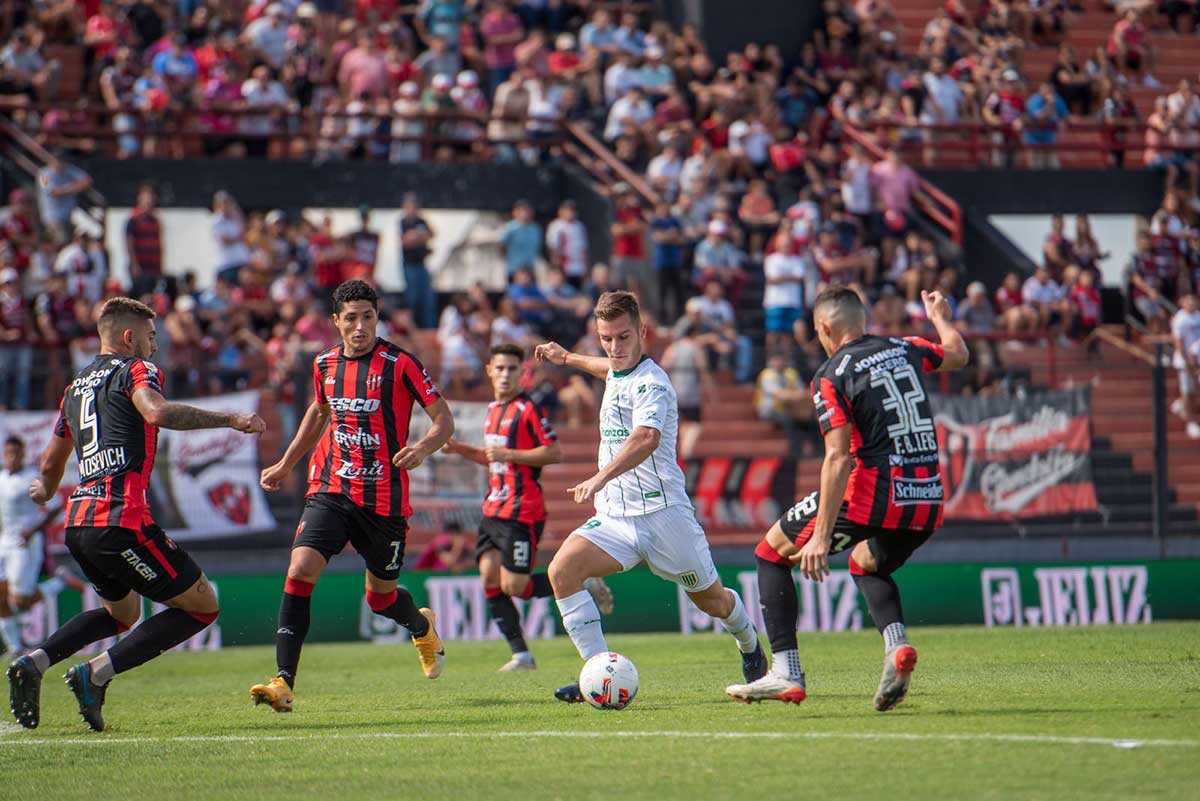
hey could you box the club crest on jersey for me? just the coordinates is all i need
[325,376,336,385]
[366,373,382,391]
[679,571,699,588]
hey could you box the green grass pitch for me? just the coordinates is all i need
[3,623,1198,801]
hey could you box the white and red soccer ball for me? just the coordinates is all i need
[579,652,639,711]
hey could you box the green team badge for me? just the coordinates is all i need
[581,519,602,530]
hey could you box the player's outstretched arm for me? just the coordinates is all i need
[442,438,490,466]
[132,387,267,433]
[261,400,331,491]
[534,341,610,379]
[394,397,455,471]
[493,441,562,467]
[921,290,970,371]
[29,433,73,505]
[568,426,658,504]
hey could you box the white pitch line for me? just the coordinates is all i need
[0,730,1195,749]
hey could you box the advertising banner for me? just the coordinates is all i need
[0,390,274,541]
[933,388,1099,520]
[684,457,797,534]
[40,560,1198,649]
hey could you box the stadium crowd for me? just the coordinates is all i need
[1,0,1199,437]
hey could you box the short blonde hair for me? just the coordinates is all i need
[594,291,641,326]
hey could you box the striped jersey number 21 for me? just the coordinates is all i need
[869,362,933,439]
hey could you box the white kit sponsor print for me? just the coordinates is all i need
[680,571,863,635]
[359,576,555,643]
[982,566,1152,627]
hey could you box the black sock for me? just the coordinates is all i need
[486,590,528,654]
[528,573,553,598]
[108,608,216,675]
[853,572,904,632]
[368,588,429,638]
[35,609,122,670]
[756,555,799,655]
[276,581,313,689]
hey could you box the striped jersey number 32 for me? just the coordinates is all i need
[869,362,933,439]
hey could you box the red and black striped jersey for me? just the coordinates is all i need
[54,354,163,530]
[813,335,946,532]
[481,394,557,523]
[307,338,439,518]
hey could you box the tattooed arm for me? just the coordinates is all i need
[132,387,266,433]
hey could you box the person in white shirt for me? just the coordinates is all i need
[1171,294,1200,438]
[603,86,652,141]
[840,144,874,218]
[1022,265,1073,333]
[762,228,808,352]
[243,3,290,68]
[545,200,589,283]
[534,291,765,703]
[646,144,683,200]
[212,191,251,285]
[0,436,65,654]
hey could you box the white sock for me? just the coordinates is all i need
[0,616,21,652]
[556,589,608,661]
[89,651,114,685]
[38,576,65,597]
[770,648,804,682]
[883,622,908,651]
[718,590,759,654]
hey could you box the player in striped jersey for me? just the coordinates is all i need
[534,292,766,703]
[250,280,454,713]
[444,344,610,672]
[7,297,266,732]
[726,287,968,710]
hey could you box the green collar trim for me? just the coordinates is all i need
[611,354,649,378]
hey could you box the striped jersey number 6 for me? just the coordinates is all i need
[79,388,101,459]
[869,362,933,439]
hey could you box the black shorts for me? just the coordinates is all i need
[65,523,202,604]
[295,492,409,580]
[475,516,543,574]
[777,491,934,576]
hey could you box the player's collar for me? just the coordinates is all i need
[610,354,648,378]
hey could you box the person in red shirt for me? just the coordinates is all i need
[609,184,648,295]
[251,280,455,712]
[1068,267,1101,338]
[0,190,37,274]
[442,343,564,671]
[995,270,1038,337]
[1107,8,1156,85]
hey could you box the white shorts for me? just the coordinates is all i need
[572,505,719,592]
[0,535,43,597]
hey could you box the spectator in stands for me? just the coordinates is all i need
[152,33,198,94]
[36,151,92,243]
[500,199,543,277]
[0,190,37,278]
[660,322,713,423]
[692,219,745,304]
[870,147,921,233]
[762,226,808,355]
[1106,8,1158,87]
[437,293,484,392]
[1171,293,1200,438]
[492,295,537,347]
[1023,83,1069,169]
[1101,84,1139,168]
[737,179,780,259]
[1043,214,1075,279]
[243,3,291,70]
[212,190,250,287]
[412,527,473,572]
[124,183,163,296]
[399,192,437,329]
[1023,263,1074,336]
[1127,229,1175,333]
[1069,267,1102,340]
[696,280,752,382]
[921,57,963,165]
[1072,214,1108,277]
[506,265,551,330]
[0,29,54,101]
[1049,45,1093,116]
[609,185,648,294]
[644,201,684,323]
[0,267,33,409]
[480,0,524,100]
[955,280,999,384]
[339,30,390,101]
[545,200,588,286]
[754,351,814,454]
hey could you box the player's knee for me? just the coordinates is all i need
[547,556,580,595]
[849,541,878,575]
[500,573,529,597]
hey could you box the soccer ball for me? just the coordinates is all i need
[579,652,639,711]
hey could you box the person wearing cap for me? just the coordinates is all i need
[0,265,32,409]
[36,152,92,244]
[547,200,589,285]
[489,69,531,162]
[549,33,582,80]
[693,218,745,302]
[391,81,425,164]
[125,183,163,298]
[639,45,673,99]
[243,3,290,69]
[480,0,524,99]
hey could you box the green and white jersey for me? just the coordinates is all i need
[595,355,691,517]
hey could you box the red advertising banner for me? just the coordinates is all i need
[934,388,1098,520]
[684,457,798,533]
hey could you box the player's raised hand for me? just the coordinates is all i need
[393,446,426,471]
[568,474,606,504]
[259,461,289,492]
[28,478,51,505]
[231,413,267,434]
[921,290,952,323]
[534,341,568,366]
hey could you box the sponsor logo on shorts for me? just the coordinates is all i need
[679,571,699,588]
[70,483,108,500]
[580,518,602,530]
[892,474,945,506]
[121,549,159,581]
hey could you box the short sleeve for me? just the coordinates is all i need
[904,336,945,372]
[128,359,164,395]
[312,355,327,404]
[53,393,71,440]
[524,402,557,446]
[813,374,851,436]
[630,381,672,431]
[399,352,440,408]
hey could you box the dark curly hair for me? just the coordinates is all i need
[332,279,379,313]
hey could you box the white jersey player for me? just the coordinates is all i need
[534,291,766,703]
[0,436,65,654]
